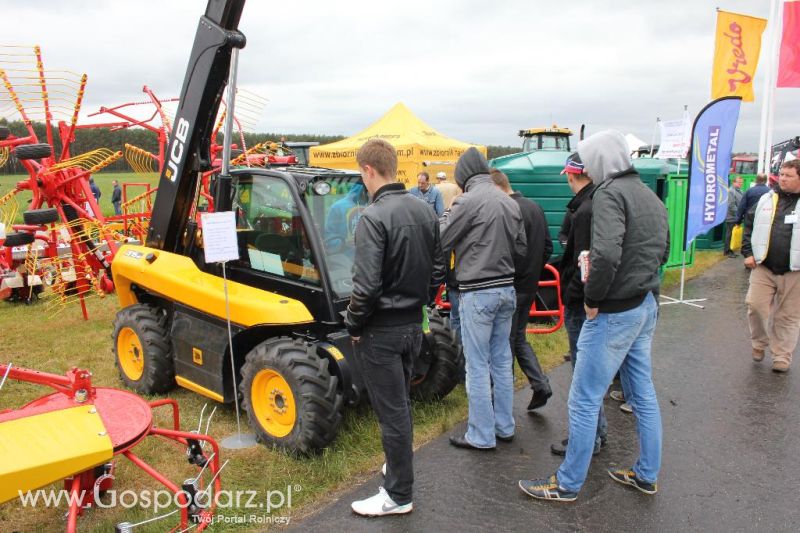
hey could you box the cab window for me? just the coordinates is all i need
[232,176,320,285]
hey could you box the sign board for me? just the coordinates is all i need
[201,211,239,264]
[656,118,691,159]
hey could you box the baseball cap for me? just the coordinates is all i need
[436,171,447,179]
[561,153,585,175]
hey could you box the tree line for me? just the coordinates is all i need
[0,118,519,174]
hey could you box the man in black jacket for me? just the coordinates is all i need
[491,169,553,410]
[548,153,607,456]
[346,138,444,517]
[735,173,771,225]
[520,130,668,502]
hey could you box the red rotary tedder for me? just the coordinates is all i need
[0,363,223,532]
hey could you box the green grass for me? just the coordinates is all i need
[662,250,726,289]
[0,172,159,223]
[0,293,566,532]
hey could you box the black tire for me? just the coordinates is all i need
[2,231,35,247]
[241,337,343,455]
[112,304,175,394]
[14,143,52,160]
[411,309,464,401]
[0,126,9,140]
[22,208,60,225]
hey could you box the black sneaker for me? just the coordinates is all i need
[518,475,578,502]
[527,389,552,411]
[549,437,603,456]
[607,468,657,495]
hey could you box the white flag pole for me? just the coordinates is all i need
[758,0,778,174]
[649,117,660,157]
[764,0,784,176]
[660,104,706,309]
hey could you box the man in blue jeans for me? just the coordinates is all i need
[519,130,668,501]
[441,147,526,450]
[549,153,607,456]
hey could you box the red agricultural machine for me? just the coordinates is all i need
[0,362,223,532]
[0,44,287,316]
[0,45,133,316]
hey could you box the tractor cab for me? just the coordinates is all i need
[519,125,572,153]
[731,156,757,176]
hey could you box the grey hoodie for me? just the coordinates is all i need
[578,130,633,184]
[577,130,669,312]
[440,148,526,291]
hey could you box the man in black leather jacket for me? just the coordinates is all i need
[346,138,444,517]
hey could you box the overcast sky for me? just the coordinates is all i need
[1,0,797,152]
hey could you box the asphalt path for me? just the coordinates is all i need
[287,259,800,532]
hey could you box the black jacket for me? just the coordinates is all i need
[345,183,445,336]
[112,185,122,203]
[559,183,596,309]
[735,184,770,224]
[510,192,552,293]
[584,169,669,313]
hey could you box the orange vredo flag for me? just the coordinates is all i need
[711,10,767,102]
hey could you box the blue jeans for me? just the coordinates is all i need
[563,307,607,443]
[460,286,517,447]
[557,293,662,492]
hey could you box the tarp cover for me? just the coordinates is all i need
[309,102,487,187]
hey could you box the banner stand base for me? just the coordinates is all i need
[658,294,706,309]
[221,433,259,450]
[658,250,706,309]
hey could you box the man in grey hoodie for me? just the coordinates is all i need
[441,147,526,450]
[519,130,668,501]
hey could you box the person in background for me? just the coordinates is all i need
[89,177,101,202]
[490,168,553,411]
[436,171,460,211]
[441,147,525,451]
[111,180,122,216]
[409,172,444,216]
[741,159,800,373]
[724,176,744,258]
[520,130,668,502]
[346,139,445,516]
[548,153,607,457]
[735,173,771,225]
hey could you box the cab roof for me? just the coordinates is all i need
[519,125,573,137]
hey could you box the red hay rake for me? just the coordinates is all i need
[0,362,223,532]
[0,45,131,316]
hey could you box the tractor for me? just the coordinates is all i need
[110,0,461,455]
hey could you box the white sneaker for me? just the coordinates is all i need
[381,462,387,476]
[351,487,412,516]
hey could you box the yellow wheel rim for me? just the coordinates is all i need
[117,327,144,381]
[251,369,296,438]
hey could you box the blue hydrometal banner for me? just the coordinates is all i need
[685,96,742,249]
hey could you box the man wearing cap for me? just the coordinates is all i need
[548,153,607,456]
[436,171,461,210]
[409,172,444,216]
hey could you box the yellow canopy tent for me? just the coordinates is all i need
[309,102,487,187]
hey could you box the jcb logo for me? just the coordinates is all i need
[165,117,190,182]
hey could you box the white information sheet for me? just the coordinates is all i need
[201,211,239,263]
